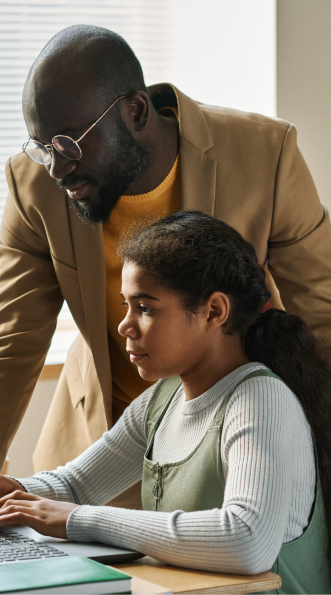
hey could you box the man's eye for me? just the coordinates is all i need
[122,301,128,307]
[139,305,153,314]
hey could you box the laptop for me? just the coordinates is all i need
[0,525,142,566]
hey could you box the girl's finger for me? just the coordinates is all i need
[0,505,39,519]
[0,490,40,507]
[0,500,37,514]
[0,511,29,524]
[0,510,45,533]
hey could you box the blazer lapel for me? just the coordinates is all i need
[180,137,217,214]
[69,206,112,425]
[175,87,217,214]
[149,83,217,215]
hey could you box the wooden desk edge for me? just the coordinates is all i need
[131,575,172,595]
[115,560,281,594]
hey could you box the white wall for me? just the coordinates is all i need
[277,0,331,211]
[172,0,276,116]
[7,379,57,477]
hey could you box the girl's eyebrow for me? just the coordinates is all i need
[120,292,160,301]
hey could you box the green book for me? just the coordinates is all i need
[0,556,131,594]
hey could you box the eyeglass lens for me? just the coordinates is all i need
[24,141,51,165]
[23,136,81,165]
[52,136,81,160]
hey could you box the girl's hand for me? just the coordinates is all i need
[0,476,26,498]
[0,491,78,539]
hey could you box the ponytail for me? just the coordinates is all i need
[245,308,331,564]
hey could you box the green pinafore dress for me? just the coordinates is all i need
[141,370,331,594]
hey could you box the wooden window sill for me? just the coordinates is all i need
[40,364,64,379]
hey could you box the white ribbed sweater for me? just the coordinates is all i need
[20,362,315,575]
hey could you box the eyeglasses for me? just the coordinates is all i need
[22,94,128,166]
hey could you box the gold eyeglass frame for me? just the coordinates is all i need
[22,94,129,164]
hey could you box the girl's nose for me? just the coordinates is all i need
[118,314,138,339]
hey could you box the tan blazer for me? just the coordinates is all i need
[1,84,330,506]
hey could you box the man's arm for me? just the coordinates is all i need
[268,124,331,357]
[0,158,63,467]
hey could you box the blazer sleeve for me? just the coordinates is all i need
[0,158,63,467]
[268,124,331,357]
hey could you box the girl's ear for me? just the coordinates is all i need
[205,292,230,330]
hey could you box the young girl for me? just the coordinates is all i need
[0,211,330,594]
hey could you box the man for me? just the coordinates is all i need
[1,24,330,509]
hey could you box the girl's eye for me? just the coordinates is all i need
[122,301,128,307]
[139,305,153,314]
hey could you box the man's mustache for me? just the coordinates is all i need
[56,174,98,190]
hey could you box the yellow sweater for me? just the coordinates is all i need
[103,152,181,423]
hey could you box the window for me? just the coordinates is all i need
[0,0,174,220]
[0,0,174,365]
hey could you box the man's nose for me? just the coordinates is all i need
[47,148,78,179]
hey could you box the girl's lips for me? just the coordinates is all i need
[129,353,147,364]
[66,182,90,200]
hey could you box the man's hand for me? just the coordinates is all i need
[0,491,78,539]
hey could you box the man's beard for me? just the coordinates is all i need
[57,114,153,225]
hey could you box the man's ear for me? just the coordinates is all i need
[122,92,150,132]
[205,292,230,330]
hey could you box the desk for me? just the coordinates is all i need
[115,556,282,594]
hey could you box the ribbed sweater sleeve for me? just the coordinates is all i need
[19,369,315,575]
[19,382,160,502]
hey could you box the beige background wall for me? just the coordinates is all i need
[277,0,331,211]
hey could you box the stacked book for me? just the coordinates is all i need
[0,556,131,594]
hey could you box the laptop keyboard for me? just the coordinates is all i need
[0,529,69,563]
